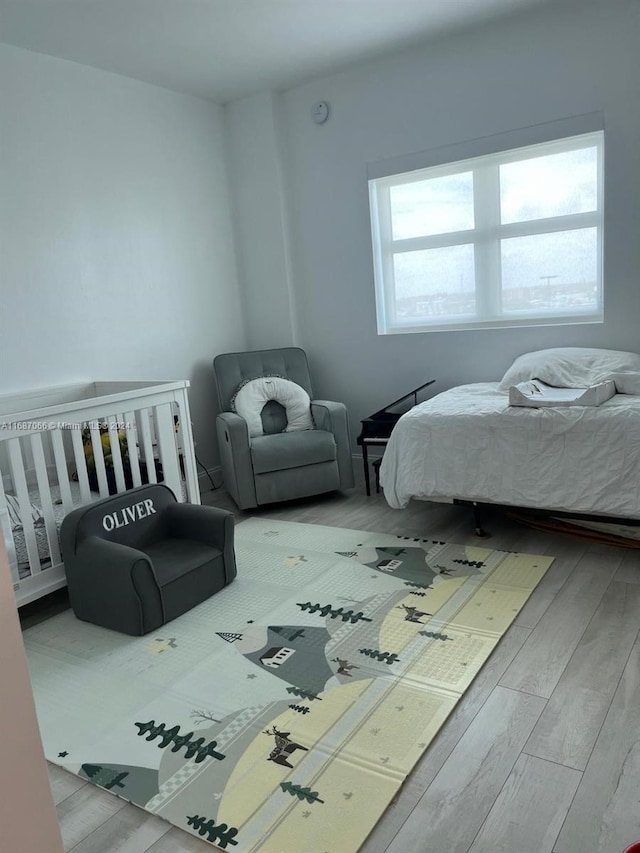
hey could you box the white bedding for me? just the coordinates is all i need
[379,382,640,519]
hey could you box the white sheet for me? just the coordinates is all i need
[379,382,640,519]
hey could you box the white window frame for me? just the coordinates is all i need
[369,129,604,335]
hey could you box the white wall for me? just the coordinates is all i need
[224,91,298,349]
[0,44,246,469]
[240,0,640,433]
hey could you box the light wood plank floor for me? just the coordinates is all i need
[20,478,640,853]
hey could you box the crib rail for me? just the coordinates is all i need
[0,380,200,606]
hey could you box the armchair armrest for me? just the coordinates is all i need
[164,503,231,544]
[311,400,355,489]
[67,537,163,635]
[165,501,234,560]
[311,399,347,430]
[216,412,258,509]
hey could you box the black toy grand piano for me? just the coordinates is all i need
[357,379,436,496]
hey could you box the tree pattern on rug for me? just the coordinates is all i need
[81,764,129,790]
[296,601,372,623]
[134,720,225,763]
[280,781,325,804]
[186,814,239,848]
[359,648,400,664]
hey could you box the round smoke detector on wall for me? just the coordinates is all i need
[311,100,330,124]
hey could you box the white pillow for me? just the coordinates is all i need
[498,347,640,392]
[231,376,314,438]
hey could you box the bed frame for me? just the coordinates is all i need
[454,499,640,539]
[0,380,200,607]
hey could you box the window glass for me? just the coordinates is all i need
[393,245,476,319]
[501,228,599,313]
[390,172,474,240]
[500,147,598,224]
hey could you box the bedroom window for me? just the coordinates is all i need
[369,130,604,334]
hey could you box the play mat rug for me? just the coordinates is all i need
[23,518,553,852]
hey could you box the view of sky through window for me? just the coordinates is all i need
[500,147,598,224]
[390,172,474,240]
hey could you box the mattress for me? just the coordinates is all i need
[379,382,640,519]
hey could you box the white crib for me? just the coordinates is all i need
[0,380,200,607]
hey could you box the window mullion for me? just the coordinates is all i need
[499,210,600,240]
[473,164,501,319]
[389,230,476,253]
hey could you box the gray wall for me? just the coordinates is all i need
[0,44,247,468]
[236,0,639,435]
[224,91,298,350]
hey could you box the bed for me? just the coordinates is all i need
[0,380,200,606]
[379,348,640,527]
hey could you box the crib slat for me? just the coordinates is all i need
[137,410,157,485]
[7,438,41,576]
[0,482,20,585]
[50,429,74,516]
[124,410,142,488]
[154,403,182,500]
[30,433,62,567]
[106,416,126,494]
[89,421,110,497]
[174,390,200,503]
[70,428,91,504]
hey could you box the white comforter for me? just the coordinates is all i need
[380,382,640,519]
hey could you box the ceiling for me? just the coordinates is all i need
[0,0,560,104]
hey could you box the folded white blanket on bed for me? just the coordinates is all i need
[509,378,616,408]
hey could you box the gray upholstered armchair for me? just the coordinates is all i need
[60,484,236,635]
[213,347,354,510]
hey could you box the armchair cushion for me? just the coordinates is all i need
[251,430,336,475]
[145,538,220,585]
[145,538,230,622]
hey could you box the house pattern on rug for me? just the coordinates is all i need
[23,519,553,853]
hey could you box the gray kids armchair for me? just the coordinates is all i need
[60,484,236,635]
[213,347,354,510]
